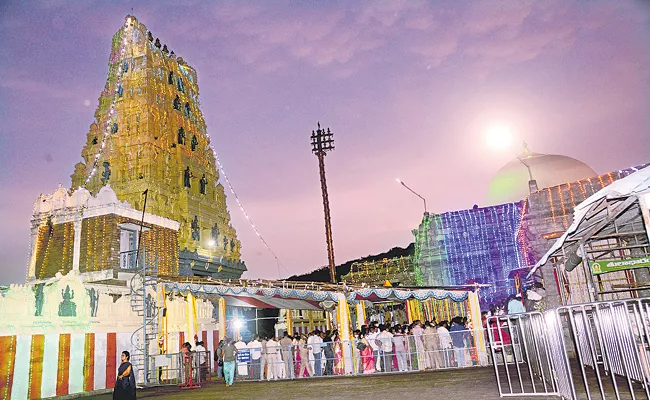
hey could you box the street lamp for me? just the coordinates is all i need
[311,122,337,284]
[396,178,427,214]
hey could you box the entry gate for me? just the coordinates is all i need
[488,298,650,399]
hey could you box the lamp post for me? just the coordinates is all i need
[396,178,427,214]
[311,122,337,284]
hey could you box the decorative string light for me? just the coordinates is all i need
[211,150,288,277]
[418,202,526,305]
[82,23,131,188]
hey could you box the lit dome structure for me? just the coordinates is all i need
[486,145,597,205]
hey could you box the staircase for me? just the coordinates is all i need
[124,248,159,385]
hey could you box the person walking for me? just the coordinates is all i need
[221,338,238,387]
[113,351,136,400]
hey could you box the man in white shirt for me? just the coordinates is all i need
[265,336,282,380]
[437,321,453,368]
[248,336,263,380]
[234,337,248,377]
[307,330,323,376]
[377,326,394,372]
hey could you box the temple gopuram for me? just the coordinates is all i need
[70,15,244,279]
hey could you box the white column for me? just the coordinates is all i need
[26,224,40,281]
[72,214,83,272]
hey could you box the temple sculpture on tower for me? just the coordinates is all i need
[70,15,245,278]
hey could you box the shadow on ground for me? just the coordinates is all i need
[80,367,560,400]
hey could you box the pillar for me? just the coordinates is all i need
[218,297,227,340]
[308,310,314,332]
[336,294,353,374]
[285,309,293,334]
[355,300,365,330]
[72,214,83,272]
[468,291,488,365]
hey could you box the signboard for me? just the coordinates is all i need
[590,257,650,275]
[236,349,251,363]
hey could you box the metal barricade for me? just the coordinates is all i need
[229,328,486,383]
[488,298,650,400]
[147,351,211,387]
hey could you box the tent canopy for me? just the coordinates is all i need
[528,165,650,278]
[163,280,476,310]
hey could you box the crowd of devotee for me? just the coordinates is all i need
[204,316,476,386]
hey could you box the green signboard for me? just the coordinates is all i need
[590,257,650,275]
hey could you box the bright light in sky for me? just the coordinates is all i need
[233,319,243,329]
[485,125,513,150]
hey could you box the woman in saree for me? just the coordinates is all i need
[332,332,344,375]
[113,351,136,400]
[359,333,375,374]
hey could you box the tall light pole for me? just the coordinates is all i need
[311,122,337,284]
[396,178,427,214]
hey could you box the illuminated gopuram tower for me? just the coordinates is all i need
[71,15,245,278]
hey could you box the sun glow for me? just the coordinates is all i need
[485,125,513,150]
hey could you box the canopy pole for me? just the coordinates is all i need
[337,295,353,374]
[468,290,488,365]
[218,297,226,341]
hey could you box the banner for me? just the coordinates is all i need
[590,257,650,275]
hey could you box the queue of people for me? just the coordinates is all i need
[209,316,475,384]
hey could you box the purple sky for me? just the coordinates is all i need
[1,1,649,285]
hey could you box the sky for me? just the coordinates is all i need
[0,1,649,285]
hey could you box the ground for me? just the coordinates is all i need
[80,367,559,400]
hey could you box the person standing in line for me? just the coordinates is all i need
[307,330,323,377]
[279,332,294,379]
[221,338,238,387]
[215,340,224,379]
[260,336,268,380]
[248,336,263,380]
[450,317,470,367]
[113,351,136,400]
[194,341,207,382]
[393,327,408,372]
[412,320,425,370]
[377,325,394,373]
[265,335,281,380]
[234,337,248,378]
[322,333,334,375]
[297,334,313,377]
[507,294,526,314]
[366,326,380,371]
[437,321,453,368]
[181,342,192,385]
[423,321,441,369]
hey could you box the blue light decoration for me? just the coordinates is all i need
[414,201,530,306]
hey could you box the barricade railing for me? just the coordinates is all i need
[220,331,486,382]
[488,298,650,400]
[147,351,211,387]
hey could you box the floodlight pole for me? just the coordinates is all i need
[311,122,337,284]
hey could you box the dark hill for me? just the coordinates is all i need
[286,243,414,283]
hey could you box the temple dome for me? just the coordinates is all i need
[486,147,597,205]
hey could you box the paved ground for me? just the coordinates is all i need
[79,367,560,400]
